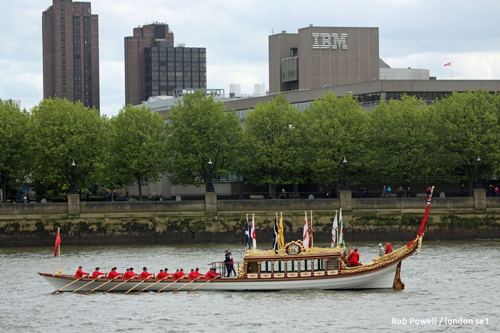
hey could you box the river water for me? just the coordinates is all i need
[0,240,498,332]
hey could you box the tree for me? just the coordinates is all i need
[0,100,30,202]
[366,95,432,186]
[109,104,169,200]
[239,95,306,197]
[165,90,243,190]
[427,90,500,191]
[302,91,369,187]
[30,98,109,193]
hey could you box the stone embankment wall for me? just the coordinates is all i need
[0,190,499,247]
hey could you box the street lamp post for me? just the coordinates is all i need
[69,161,77,194]
[206,159,214,192]
[476,157,483,189]
[342,157,349,190]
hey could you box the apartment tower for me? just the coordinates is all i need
[42,0,100,110]
[125,23,206,105]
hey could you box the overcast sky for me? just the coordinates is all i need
[1,0,500,117]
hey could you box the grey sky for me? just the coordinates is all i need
[1,0,499,117]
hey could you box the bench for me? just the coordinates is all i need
[250,195,264,199]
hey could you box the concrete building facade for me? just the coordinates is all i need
[125,23,207,105]
[269,25,379,93]
[42,0,100,110]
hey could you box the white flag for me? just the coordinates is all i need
[302,211,310,248]
[338,208,345,248]
[331,211,338,247]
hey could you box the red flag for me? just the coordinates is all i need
[54,230,61,257]
[444,62,451,66]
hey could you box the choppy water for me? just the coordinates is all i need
[0,240,498,332]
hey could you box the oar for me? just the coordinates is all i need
[51,277,83,294]
[187,276,220,293]
[172,277,202,294]
[135,275,172,294]
[102,278,134,294]
[156,278,183,293]
[85,276,120,295]
[72,278,101,293]
[124,279,148,294]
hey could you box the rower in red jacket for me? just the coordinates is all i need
[91,267,106,279]
[155,269,165,279]
[348,249,362,266]
[203,268,220,279]
[172,269,185,279]
[193,268,203,278]
[187,269,202,279]
[163,268,172,278]
[139,267,153,279]
[385,241,393,254]
[107,267,121,278]
[75,266,88,278]
[123,267,138,279]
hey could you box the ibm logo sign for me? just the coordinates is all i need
[312,33,348,50]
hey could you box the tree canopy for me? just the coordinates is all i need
[366,95,432,185]
[165,90,243,189]
[239,95,306,194]
[108,104,169,200]
[0,100,29,202]
[303,91,369,185]
[30,98,109,192]
[426,90,500,190]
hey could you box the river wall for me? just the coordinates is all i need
[1,190,499,247]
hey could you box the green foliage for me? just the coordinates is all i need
[239,95,306,186]
[427,90,500,189]
[0,100,30,202]
[30,98,109,191]
[367,95,431,185]
[165,90,243,188]
[108,104,169,199]
[303,91,370,184]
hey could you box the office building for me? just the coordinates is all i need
[269,25,379,93]
[42,0,100,110]
[124,23,207,105]
[0,99,21,109]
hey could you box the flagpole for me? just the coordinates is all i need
[57,228,61,270]
[310,210,313,248]
[245,214,249,251]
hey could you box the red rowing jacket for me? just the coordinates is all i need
[123,271,138,279]
[75,268,88,278]
[107,271,121,279]
[204,270,220,279]
[92,270,106,279]
[172,271,185,279]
